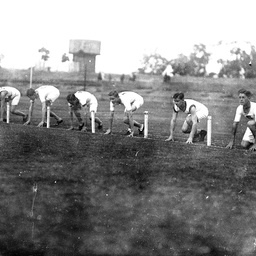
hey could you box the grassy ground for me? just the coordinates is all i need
[1,72,256,255]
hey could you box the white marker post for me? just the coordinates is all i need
[144,111,148,138]
[91,111,95,133]
[30,67,33,88]
[207,116,212,146]
[6,102,10,123]
[46,106,50,128]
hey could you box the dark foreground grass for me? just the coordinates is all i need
[1,124,256,256]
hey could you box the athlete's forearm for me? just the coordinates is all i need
[189,122,197,139]
[109,111,114,131]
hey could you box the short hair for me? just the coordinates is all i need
[26,88,36,97]
[173,92,184,100]
[238,89,252,98]
[108,90,119,97]
[66,93,77,103]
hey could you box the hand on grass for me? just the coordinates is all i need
[67,126,74,131]
[104,129,112,135]
[226,141,234,149]
[165,136,174,142]
[127,131,134,138]
[23,120,31,125]
[37,121,45,127]
[186,138,193,144]
[249,144,256,152]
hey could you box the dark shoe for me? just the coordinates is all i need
[56,119,63,125]
[43,122,47,127]
[3,118,7,123]
[78,123,85,131]
[199,130,207,142]
[125,129,132,135]
[138,124,144,135]
[23,114,28,123]
[98,123,103,130]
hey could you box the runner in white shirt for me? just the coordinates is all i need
[0,86,28,123]
[24,85,63,127]
[66,91,103,132]
[105,90,144,137]
[226,89,256,151]
[165,92,209,144]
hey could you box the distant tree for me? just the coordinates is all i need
[39,47,50,61]
[171,54,191,76]
[139,53,168,74]
[187,44,211,76]
[61,53,69,62]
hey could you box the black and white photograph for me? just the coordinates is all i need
[1,0,256,255]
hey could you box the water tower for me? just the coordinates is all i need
[69,39,101,73]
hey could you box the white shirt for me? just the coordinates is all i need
[0,86,20,99]
[174,99,208,114]
[35,85,59,103]
[69,91,97,107]
[234,102,256,122]
[110,91,143,111]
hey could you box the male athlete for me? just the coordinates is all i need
[165,92,208,144]
[66,91,103,132]
[0,86,28,122]
[105,90,144,137]
[226,89,256,151]
[24,85,63,127]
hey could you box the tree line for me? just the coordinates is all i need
[138,41,256,79]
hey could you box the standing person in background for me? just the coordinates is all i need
[66,91,103,132]
[0,86,28,122]
[165,92,208,144]
[24,85,63,127]
[105,90,144,137]
[226,89,256,151]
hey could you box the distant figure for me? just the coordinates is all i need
[97,72,102,82]
[24,85,63,127]
[129,72,136,82]
[66,91,103,132]
[120,74,125,83]
[226,89,256,151]
[108,74,112,82]
[162,64,174,83]
[105,91,144,137]
[165,92,208,144]
[0,86,28,123]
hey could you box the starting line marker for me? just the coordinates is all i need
[91,111,95,133]
[144,111,148,138]
[46,106,50,128]
[207,115,212,146]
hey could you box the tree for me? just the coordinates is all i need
[39,47,50,61]
[139,53,168,74]
[187,44,211,76]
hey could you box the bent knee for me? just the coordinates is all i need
[241,140,251,149]
[247,120,256,127]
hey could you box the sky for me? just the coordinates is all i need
[0,0,255,74]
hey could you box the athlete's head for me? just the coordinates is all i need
[66,93,79,107]
[26,88,37,100]
[238,89,252,105]
[108,90,120,104]
[173,92,185,108]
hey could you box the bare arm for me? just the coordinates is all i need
[24,100,34,125]
[226,122,239,149]
[0,91,7,121]
[37,101,46,127]
[69,106,74,128]
[105,111,114,134]
[165,111,178,141]
[186,108,198,144]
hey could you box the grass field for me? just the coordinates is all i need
[1,73,256,256]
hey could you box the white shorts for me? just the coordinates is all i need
[124,97,144,113]
[243,127,255,143]
[46,89,60,105]
[10,92,21,106]
[188,108,209,122]
[88,102,98,113]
